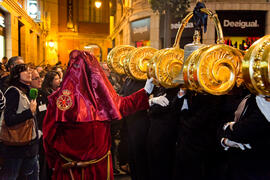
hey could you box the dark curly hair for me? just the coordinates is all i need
[9,64,28,87]
[41,71,60,96]
[6,56,23,71]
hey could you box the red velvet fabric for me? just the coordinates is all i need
[43,50,149,180]
[53,50,124,123]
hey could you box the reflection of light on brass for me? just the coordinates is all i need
[148,48,184,88]
[107,45,135,75]
[124,47,157,80]
[183,45,244,95]
[242,35,270,96]
[107,8,247,94]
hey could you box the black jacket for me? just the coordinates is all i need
[1,82,39,158]
[220,95,270,180]
[174,92,226,180]
[148,87,183,180]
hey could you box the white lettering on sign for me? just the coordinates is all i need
[0,16,4,27]
[223,20,259,29]
[133,26,148,34]
[171,22,193,30]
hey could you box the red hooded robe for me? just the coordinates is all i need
[43,50,149,180]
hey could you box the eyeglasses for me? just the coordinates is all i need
[32,77,41,81]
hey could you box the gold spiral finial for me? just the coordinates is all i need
[124,47,157,80]
[107,45,135,75]
[183,45,244,95]
[242,35,270,96]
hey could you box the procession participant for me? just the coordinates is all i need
[119,77,151,180]
[147,86,184,180]
[220,94,270,180]
[43,50,154,180]
[174,91,226,180]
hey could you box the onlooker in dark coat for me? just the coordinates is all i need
[0,64,39,180]
[30,69,50,180]
[0,56,24,92]
[41,71,61,100]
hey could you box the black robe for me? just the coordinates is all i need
[119,78,149,180]
[221,94,270,180]
[174,92,226,180]
[147,87,183,180]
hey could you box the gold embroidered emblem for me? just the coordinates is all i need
[56,89,73,111]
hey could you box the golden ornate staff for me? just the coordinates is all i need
[242,35,270,96]
[180,8,244,95]
[123,46,158,80]
[107,45,136,75]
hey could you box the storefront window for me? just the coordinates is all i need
[135,40,150,47]
[216,10,266,50]
[131,17,150,47]
[224,37,260,50]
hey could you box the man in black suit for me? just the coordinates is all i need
[220,94,270,180]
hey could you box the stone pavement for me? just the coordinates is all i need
[115,174,131,180]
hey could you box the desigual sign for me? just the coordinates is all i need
[224,20,259,29]
[216,10,266,37]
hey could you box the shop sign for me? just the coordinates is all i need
[171,22,193,30]
[216,11,266,37]
[160,13,194,39]
[27,0,40,21]
[131,17,150,41]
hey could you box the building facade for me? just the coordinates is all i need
[110,0,270,50]
[0,0,113,66]
[0,0,46,65]
[110,0,160,49]
[44,0,112,65]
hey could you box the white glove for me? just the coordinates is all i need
[223,121,235,131]
[0,91,5,110]
[149,94,169,107]
[221,138,251,151]
[144,78,154,94]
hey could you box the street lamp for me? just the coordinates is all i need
[95,0,102,8]
[48,41,55,48]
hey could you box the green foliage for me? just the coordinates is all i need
[149,0,190,18]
